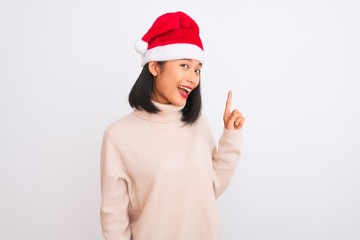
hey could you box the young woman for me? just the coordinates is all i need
[100,11,245,240]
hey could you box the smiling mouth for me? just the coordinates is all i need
[178,85,192,98]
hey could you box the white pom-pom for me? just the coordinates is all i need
[135,40,148,54]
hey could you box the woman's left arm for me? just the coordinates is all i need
[212,90,245,198]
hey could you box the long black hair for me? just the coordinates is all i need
[128,62,202,125]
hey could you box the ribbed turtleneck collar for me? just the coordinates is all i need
[133,101,184,123]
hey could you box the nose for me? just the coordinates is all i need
[186,71,200,86]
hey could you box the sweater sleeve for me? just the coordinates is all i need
[100,129,131,240]
[212,128,243,198]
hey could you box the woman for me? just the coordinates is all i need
[100,11,245,240]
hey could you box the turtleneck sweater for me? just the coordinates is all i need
[100,102,243,240]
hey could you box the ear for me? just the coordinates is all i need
[148,61,159,77]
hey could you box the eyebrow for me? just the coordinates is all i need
[182,58,203,67]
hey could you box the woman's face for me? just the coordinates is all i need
[149,59,202,106]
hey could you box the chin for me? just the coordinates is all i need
[171,99,186,107]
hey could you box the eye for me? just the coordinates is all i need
[180,64,189,69]
[195,69,201,74]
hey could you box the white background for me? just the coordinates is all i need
[1,0,359,239]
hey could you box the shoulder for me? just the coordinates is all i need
[194,113,211,131]
[103,111,137,137]
[197,113,209,125]
[191,113,214,141]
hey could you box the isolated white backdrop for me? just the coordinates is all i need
[1,0,359,239]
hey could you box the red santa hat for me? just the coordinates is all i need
[135,11,204,66]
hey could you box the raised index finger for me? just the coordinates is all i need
[224,90,232,115]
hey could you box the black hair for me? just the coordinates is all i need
[128,62,202,125]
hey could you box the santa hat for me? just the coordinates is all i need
[135,11,204,66]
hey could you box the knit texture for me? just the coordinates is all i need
[100,102,243,240]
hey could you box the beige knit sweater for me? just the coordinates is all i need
[100,102,243,240]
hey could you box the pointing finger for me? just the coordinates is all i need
[224,90,232,115]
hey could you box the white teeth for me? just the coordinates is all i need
[179,86,191,94]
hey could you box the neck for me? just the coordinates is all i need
[134,101,184,123]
